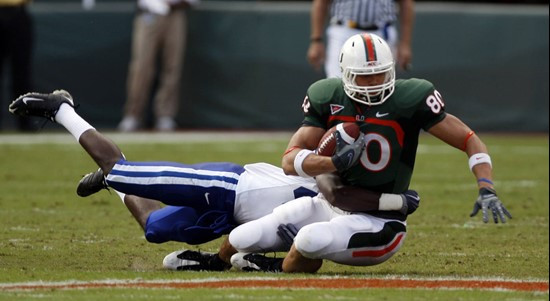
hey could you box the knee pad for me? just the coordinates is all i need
[294,222,333,259]
[272,196,315,225]
[229,214,280,252]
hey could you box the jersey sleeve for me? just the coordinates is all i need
[401,79,447,131]
[302,94,326,128]
[417,88,447,131]
[301,79,342,129]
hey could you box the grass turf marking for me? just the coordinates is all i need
[1,277,547,292]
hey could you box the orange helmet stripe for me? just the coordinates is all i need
[361,34,377,62]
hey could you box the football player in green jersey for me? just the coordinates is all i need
[227,33,511,273]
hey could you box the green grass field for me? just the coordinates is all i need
[0,131,548,300]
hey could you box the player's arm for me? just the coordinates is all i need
[307,0,331,70]
[316,173,419,215]
[428,114,492,187]
[428,114,512,223]
[397,0,414,70]
[282,125,364,177]
[281,126,337,176]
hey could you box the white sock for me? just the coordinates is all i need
[114,190,126,205]
[54,103,95,141]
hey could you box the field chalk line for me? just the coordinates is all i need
[1,277,548,292]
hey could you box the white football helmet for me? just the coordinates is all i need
[339,33,395,106]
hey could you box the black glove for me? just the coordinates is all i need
[399,190,420,215]
[331,131,365,172]
[276,223,299,250]
[470,187,512,223]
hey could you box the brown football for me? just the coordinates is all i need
[316,122,361,156]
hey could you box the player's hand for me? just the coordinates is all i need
[470,187,512,223]
[307,41,325,71]
[277,223,299,250]
[331,131,365,172]
[399,190,420,215]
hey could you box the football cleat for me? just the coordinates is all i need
[76,169,108,197]
[163,250,231,271]
[230,252,283,272]
[8,90,74,122]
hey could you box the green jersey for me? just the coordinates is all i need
[303,78,446,194]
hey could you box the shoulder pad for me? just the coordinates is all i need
[392,78,435,109]
[307,78,345,105]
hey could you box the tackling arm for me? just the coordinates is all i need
[316,173,380,211]
[316,173,419,215]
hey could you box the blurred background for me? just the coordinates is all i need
[0,0,548,132]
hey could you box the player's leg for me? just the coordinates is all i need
[105,161,244,212]
[292,214,407,268]
[153,10,185,130]
[122,194,162,230]
[282,244,322,273]
[228,196,338,272]
[8,90,124,174]
[229,196,329,253]
[232,210,406,273]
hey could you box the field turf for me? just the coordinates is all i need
[0,131,548,300]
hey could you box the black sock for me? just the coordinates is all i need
[208,253,232,271]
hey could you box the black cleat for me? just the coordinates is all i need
[230,253,283,272]
[163,250,231,271]
[9,90,74,122]
[77,169,108,197]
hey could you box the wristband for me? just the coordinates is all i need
[310,37,323,43]
[477,177,494,185]
[468,153,492,171]
[294,149,314,178]
[379,193,404,211]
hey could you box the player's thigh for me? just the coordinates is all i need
[229,196,334,252]
[106,160,243,209]
[144,206,198,243]
[294,214,406,266]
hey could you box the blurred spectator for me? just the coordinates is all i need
[0,0,34,131]
[307,0,414,78]
[118,0,199,132]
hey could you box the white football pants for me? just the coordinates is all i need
[229,195,407,266]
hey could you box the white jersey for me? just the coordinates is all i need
[233,163,318,224]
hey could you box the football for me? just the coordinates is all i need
[316,122,361,156]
